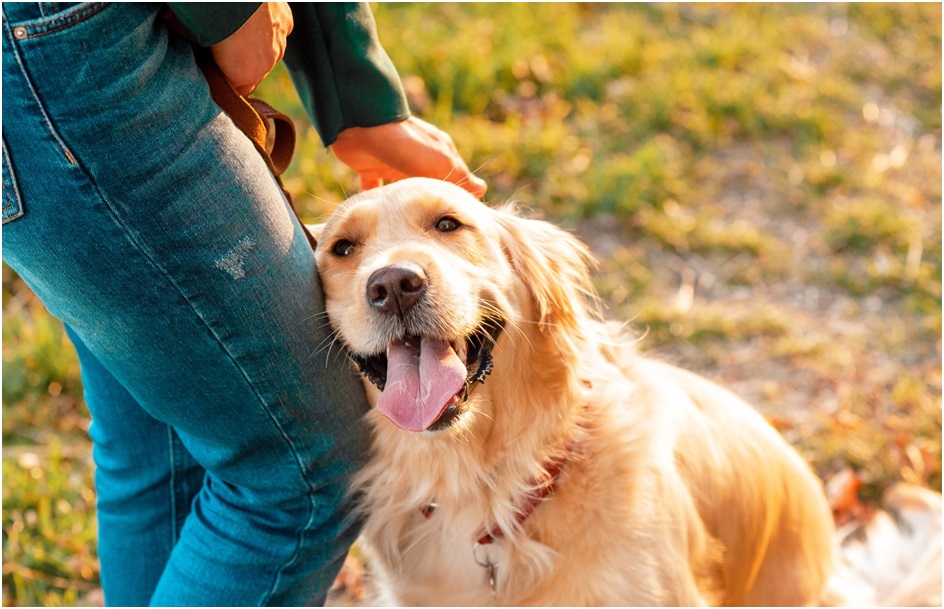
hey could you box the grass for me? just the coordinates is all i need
[3,3,941,605]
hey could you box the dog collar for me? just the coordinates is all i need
[420,403,589,598]
[419,432,577,544]
[418,450,570,600]
[477,453,568,545]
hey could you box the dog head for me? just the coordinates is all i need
[313,178,598,434]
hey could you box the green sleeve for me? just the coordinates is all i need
[282,3,410,147]
[166,3,262,47]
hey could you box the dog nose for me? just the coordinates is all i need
[366,265,427,315]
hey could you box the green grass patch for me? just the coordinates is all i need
[3,440,99,606]
[3,3,941,605]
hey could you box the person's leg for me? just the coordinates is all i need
[2,3,370,605]
[66,326,207,606]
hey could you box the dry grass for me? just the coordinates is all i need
[3,4,940,605]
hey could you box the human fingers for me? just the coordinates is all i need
[368,118,488,197]
[332,118,488,197]
[211,3,293,96]
[359,175,382,190]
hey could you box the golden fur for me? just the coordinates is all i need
[312,177,836,606]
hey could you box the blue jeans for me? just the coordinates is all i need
[2,3,370,605]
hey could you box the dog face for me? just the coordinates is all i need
[314,179,842,607]
[313,178,595,434]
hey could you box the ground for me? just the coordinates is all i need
[3,4,940,605]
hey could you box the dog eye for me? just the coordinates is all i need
[435,216,461,233]
[332,239,356,257]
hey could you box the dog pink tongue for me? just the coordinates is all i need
[377,337,467,432]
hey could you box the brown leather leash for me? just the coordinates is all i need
[195,51,318,250]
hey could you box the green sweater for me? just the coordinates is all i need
[167,2,409,146]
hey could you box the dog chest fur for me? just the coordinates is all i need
[313,178,835,606]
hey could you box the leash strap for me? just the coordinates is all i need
[195,51,317,250]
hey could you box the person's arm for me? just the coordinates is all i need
[168,3,293,96]
[173,3,486,196]
[169,2,403,143]
[283,3,486,196]
[166,3,262,47]
[282,3,408,147]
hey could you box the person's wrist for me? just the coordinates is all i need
[333,119,405,146]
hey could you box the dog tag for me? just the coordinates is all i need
[473,541,500,599]
[486,562,498,598]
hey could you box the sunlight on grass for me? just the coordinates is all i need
[4,4,940,605]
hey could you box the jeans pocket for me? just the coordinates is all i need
[3,3,108,39]
[2,138,25,224]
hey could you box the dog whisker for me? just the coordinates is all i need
[303,310,334,325]
[309,329,341,362]
[305,317,339,342]
[300,189,342,208]
[479,301,532,353]
[449,157,494,193]
[440,164,458,185]
[336,174,349,199]
[314,178,845,607]
[328,343,348,369]
[468,157,494,180]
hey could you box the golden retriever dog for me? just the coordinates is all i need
[311,177,836,606]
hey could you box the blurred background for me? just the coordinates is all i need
[3,3,941,605]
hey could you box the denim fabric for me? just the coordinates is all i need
[2,3,370,605]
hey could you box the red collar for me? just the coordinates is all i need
[420,444,574,546]
[477,452,569,545]
[420,404,590,546]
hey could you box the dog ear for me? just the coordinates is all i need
[492,207,600,334]
[304,223,326,248]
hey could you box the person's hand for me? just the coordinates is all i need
[211,3,294,96]
[331,116,488,198]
